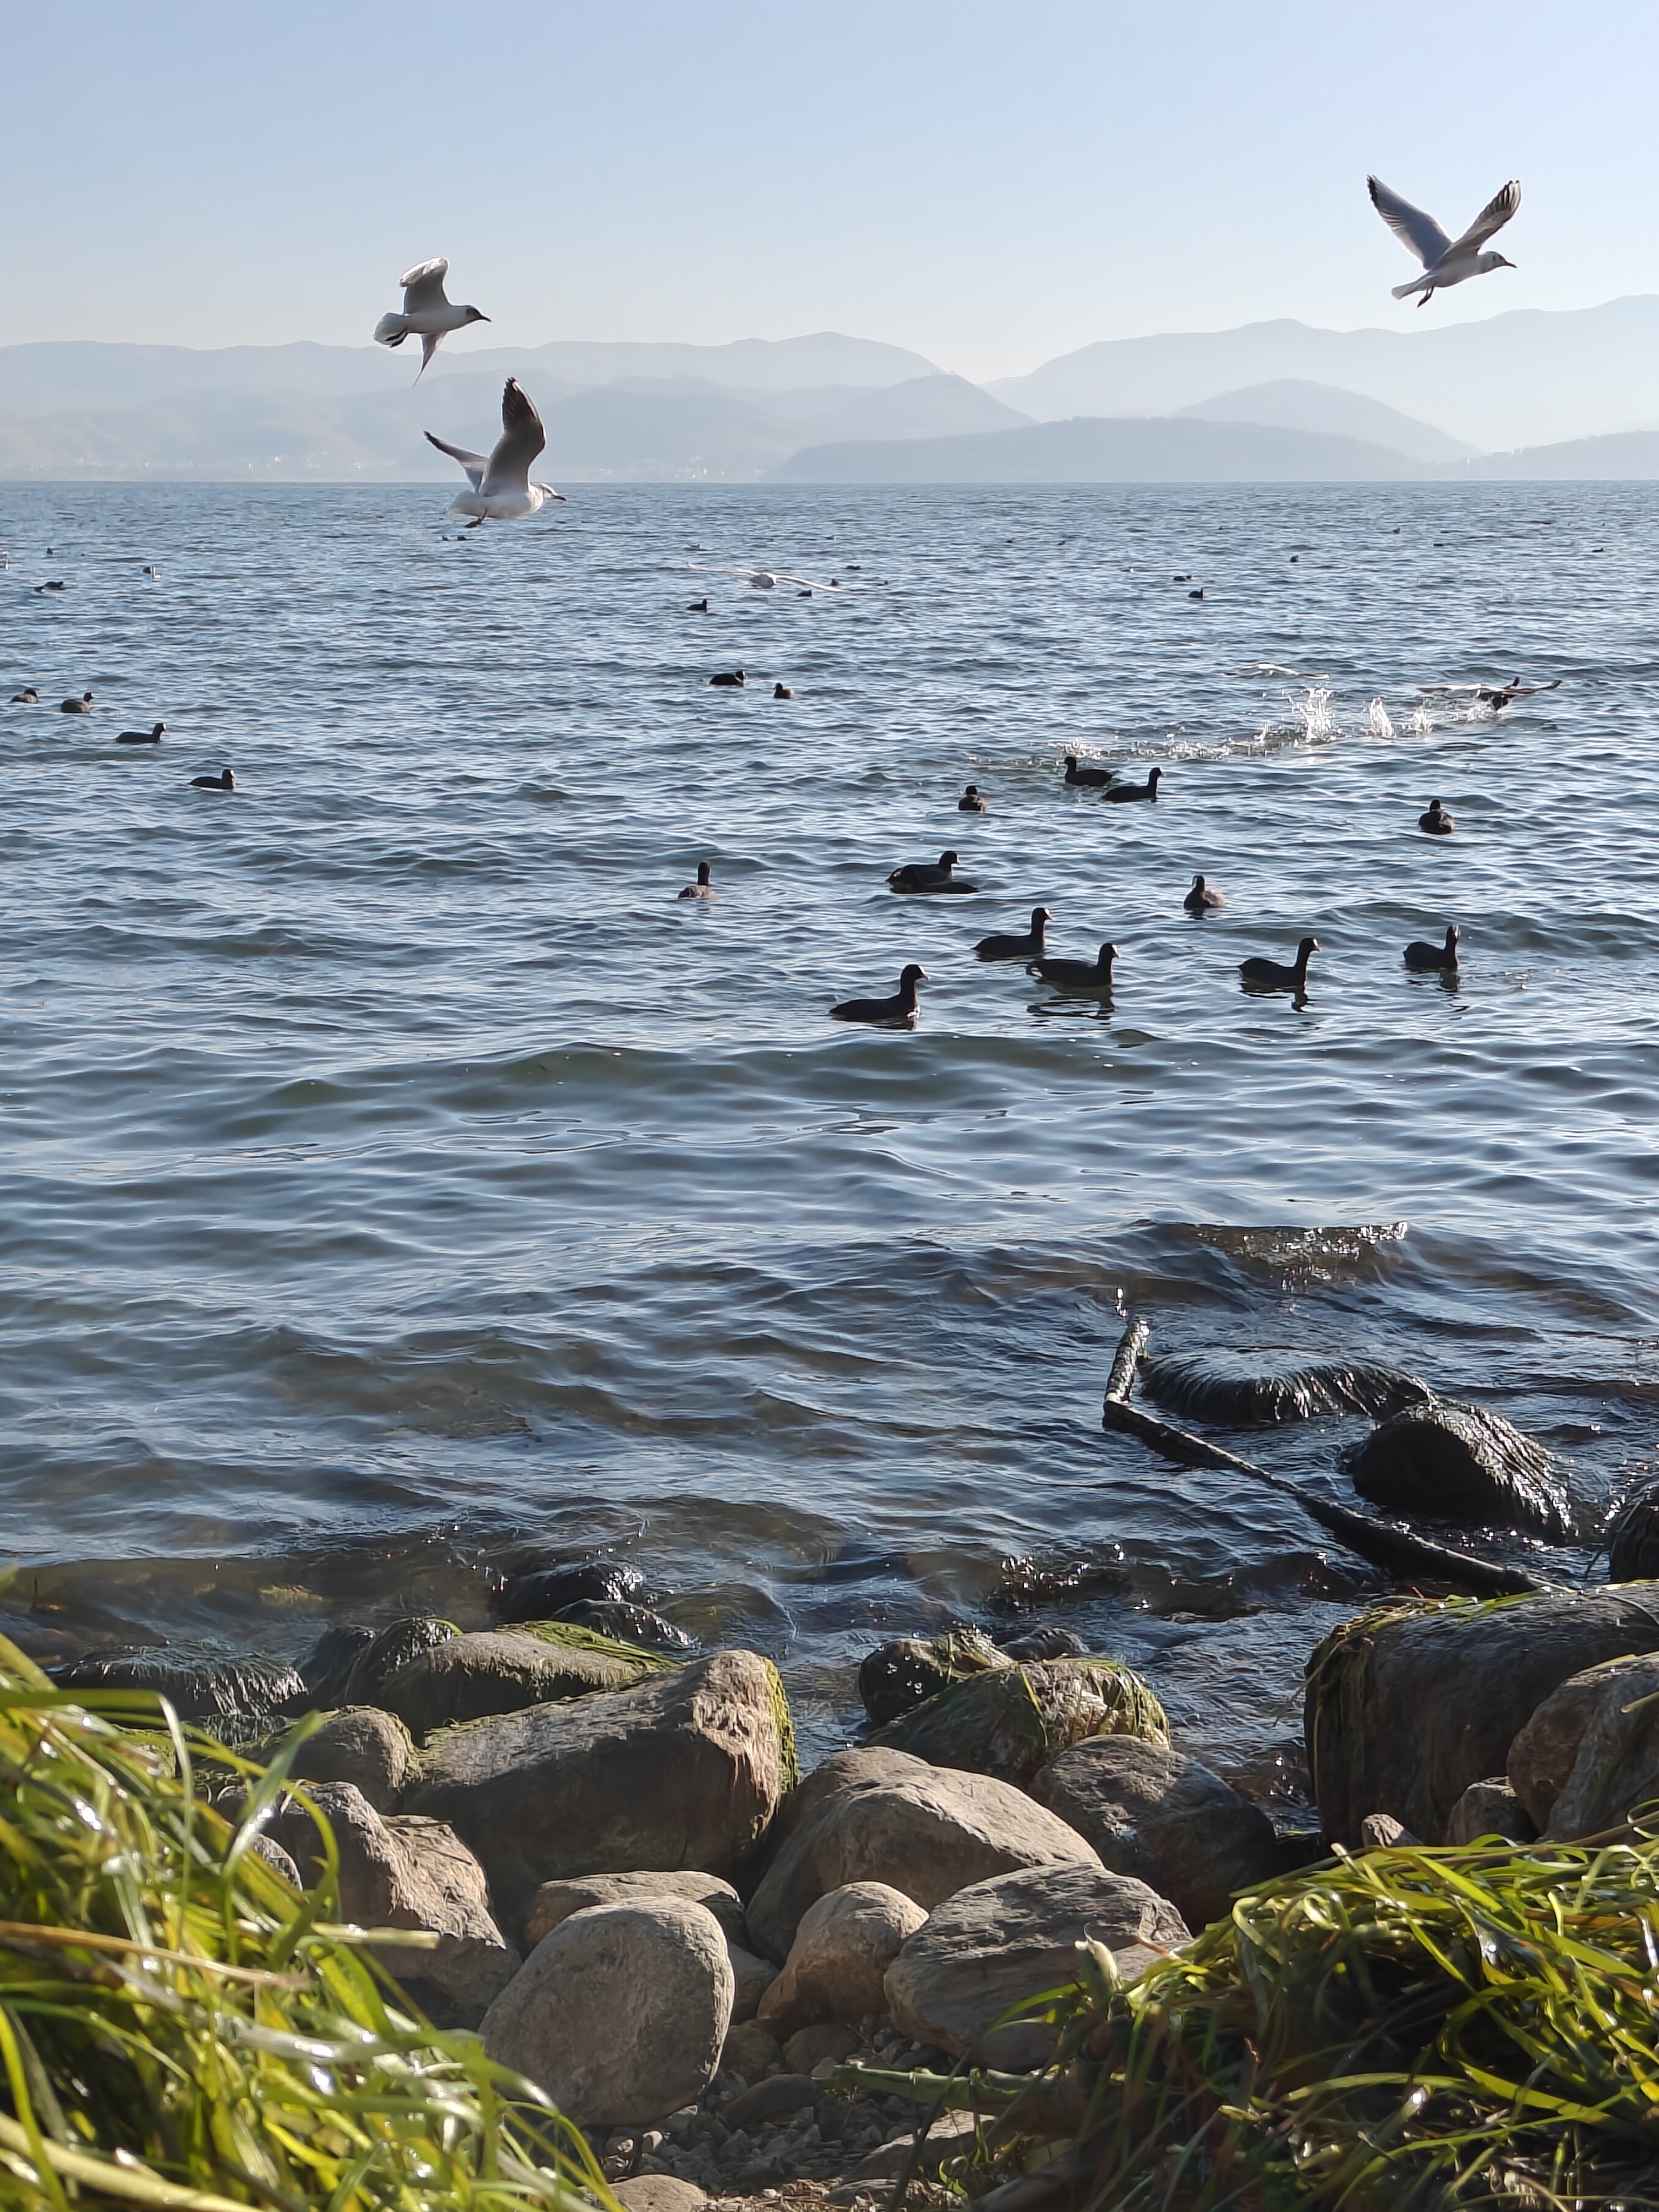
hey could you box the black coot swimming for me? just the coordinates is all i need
[117,723,167,744]
[975,906,1052,961]
[1063,754,1115,788]
[957,784,988,812]
[678,861,718,901]
[709,669,746,688]
[1240,936,1318,992]
[1104,766,1162,804]
[1183,872,1224,912]
[1405,923,1459,971]
[191,769,235,791]
[831,963,929,1024]
[1420,798,1454,834]
[889,849,975,894]
[1031,941,1118,994]
[686,597,709,612]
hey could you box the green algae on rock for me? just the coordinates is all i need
[868,1657,1168,1789]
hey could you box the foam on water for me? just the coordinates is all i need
[1,480,1656,1784]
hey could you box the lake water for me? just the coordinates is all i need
[2,481,1655,1799]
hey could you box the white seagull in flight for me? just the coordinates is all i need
[1367,176,1520,307]
[374,257,490,377]
[426,379,565,527]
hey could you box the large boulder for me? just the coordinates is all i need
[1546,1654,1659,1840]
[403,1649,794,1924]
[376,1626,671,1741]
[482,1898,733,2124]
[757,1881,927,2034]
[745,1746,1101,1964]
[273,1781,518,2025]
[1444,1776,1536,1846]
[49,1646,306,1727]
[1305,1587,1659,1847]
[288,1705,413,1811]
[1506,1656,1655,1830]
[867,1658,1168,1789]
[523,1870,747,1950]
[1030,1735,1283,1928]
[1608,1485,1659,1582]
[1348,1400,1574,1539]
[857,1628,1013,1728]
[884,1864,1189,2068]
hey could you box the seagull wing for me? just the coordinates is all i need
[1367,176,1453,267]
[400,258,451,312]
[1450,178,1521,253]
[423,430,490,490]
[480,379,546,495]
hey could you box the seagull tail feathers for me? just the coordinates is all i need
[1390,278,1427,301]
[374,313,409,348]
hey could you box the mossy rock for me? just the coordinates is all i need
[868,1657,1168,1789]
[379,1626,672,1742]
[859,1627,1013,1727]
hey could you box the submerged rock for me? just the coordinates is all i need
[1031,1734,1283,1928]
[998,1626,1088,1662]
[343,1617,460,1708]
[376,1626,671,1741]
[404,1649,794,1925]
[1349,1399,1574,1538]
[299,1624,374,1707]
[498,1561,646,1624]
[745,1745,1101,1963]
[482,1898,733,2125]
[1305,1585,1659,1847]
[49,1646,306,1725]
[551,1599,696,1652]
[1144,1350,1429,1425]
[867,1657,1168,1789]
[856,1626,1011,1728]
[884,1863,1189,2067]
[1607,1485,1659,1581]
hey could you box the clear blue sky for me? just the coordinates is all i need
[3,0,1653,380]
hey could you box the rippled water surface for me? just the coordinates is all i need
[3,482,1656,1789]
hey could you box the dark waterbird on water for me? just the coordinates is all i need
[709,669,746,687]
[1240,936,1318,992]
[1063,754,1115,788]
[1104,765,1162,804]
[831,963,929,1025]
[59,691,92,713]
[1420,798,1455,834]
[191,770,235,791]
[1031,941,1118,995]
[1405,923,1460,971]
[9,688,37,704]
[117,723,167,744]
[678,861,718,901]
[1183,873,1224,913]
[957,784,988,812]
[889,849,976,894]
[975,906,1052,961]
[772,682,795,699]
[687,597,709,612]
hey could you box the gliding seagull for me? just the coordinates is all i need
[1367,176,1520,307]
[426,379,566,528]
[374,258,490,377]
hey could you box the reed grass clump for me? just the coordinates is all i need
[0,1633,602,2210]
[851,1835,1659,2210]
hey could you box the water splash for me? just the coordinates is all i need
[1405,704,1434,736]
[1366,699,1395,741]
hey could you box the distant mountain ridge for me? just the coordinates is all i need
[1176,380,1474,462]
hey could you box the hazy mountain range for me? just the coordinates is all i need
[2,302,1658,483]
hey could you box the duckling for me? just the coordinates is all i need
[1419,798,1455,834]
[678,861,718,901]
[1183,873,1224,913]
[957,784,988,812]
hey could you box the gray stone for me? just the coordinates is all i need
[885,1863,1188,2069]
[1547,1653,1659,1840]
[758,1881,927,2034]
[273,1782,518,2026]
[1444,1777,1536,1847]
[1305,1584,1659,1847]
[1507,1655,1653,1831]
[378,1628,668,1741]
[726,1941,774,2024]
[849,2110,979,2182]
[721,2073,816,2130]
[781,2022,860,2074]
[523,1870,747,1951]
[746,1748,1101,1964]
[719,2019,781,2079]
[613,2181,706,2212]
[867,1658,1168,1790]
[405,1650,793,1925]
[1030,1735,1283,1930]
[1350,1400,1574,1539]
[1359,1813,1419,1850]
[482,1898,733,2125]
[288,1706,413,1811]
[857,1629,1012,1728]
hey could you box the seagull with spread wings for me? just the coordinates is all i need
[1367,176,1520,307]
[425,380,566,528]
[374,258,490,377]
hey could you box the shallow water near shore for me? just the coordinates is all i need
[2,480,1656,1797]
